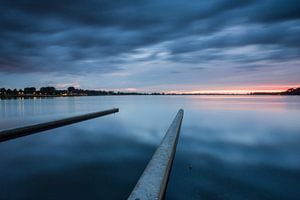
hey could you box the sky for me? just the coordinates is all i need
[0,0,300,93]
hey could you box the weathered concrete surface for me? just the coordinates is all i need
[0,108,119,142]
[128,109,184,200]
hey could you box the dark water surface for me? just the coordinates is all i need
[0,96,299,200]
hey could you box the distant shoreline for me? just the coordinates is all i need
[0,93,299,100]
[1,87,299,99]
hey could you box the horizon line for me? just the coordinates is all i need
[2,85,300,95]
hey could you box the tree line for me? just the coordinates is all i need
[1,86,299,98]
[0,86,154,97]
[0,86,164,98]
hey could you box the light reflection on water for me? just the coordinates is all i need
[0,96,300,200]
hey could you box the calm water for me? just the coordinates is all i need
[0,96,299,200]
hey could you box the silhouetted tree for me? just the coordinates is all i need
[12,89,18,95]
[24,87,36,94]
[0,88,6,95]
[68,86,76,93]
[281,88,300,95]
[40,87,56,95]
[6,89,12,94]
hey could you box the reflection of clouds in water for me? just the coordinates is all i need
[0,117,156,200]
[180,121,300,169]
[0,96,300,200]
[168,147,300,200]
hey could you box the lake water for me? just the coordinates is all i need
[0,96,299,200]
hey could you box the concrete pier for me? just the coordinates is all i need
[128,109,184,200]
[0,108,119,142]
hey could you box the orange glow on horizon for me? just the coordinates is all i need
[165,84,300,94]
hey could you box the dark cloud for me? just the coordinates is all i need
[247,0,300,23]
[0,0,299,74]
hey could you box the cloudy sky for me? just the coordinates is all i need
[0,0,300,93]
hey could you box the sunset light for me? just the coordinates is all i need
[1,1,300,199]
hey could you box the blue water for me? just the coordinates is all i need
[0,96,299,200]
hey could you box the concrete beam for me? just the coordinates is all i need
[128,109,184,200]
[0,108,119,142]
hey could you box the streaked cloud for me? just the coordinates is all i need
[0,0,299,90]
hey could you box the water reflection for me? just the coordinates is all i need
[0,96,300,200]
